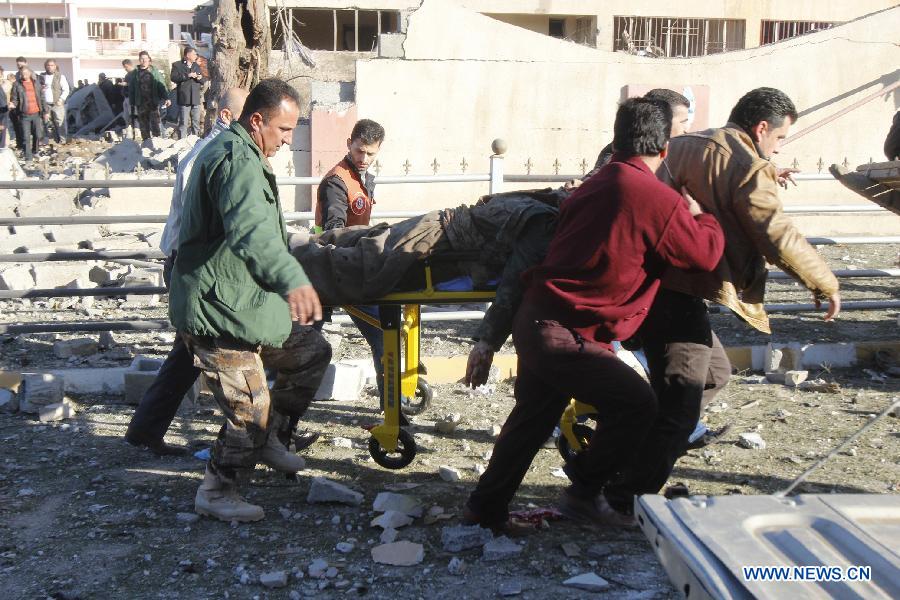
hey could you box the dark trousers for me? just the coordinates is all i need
[179,104,201,138]
[0,113,8,148]
[9,111,22,150]
[19,114,42,161]
[466,305,657,526]
[604,289,731,512]
[348,305,384,403]
[137,105,161,139]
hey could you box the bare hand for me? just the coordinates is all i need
[813,291,841,322]
[681,186,703,216]
[464,341,495,388]
[564,179,583,191]
[285,285,322,325]
[164,100,171,108]
[777,167,800,189]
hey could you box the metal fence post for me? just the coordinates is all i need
[489,138,506,195]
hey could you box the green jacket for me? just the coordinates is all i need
[169,122,310,347]
[126,65,168,108]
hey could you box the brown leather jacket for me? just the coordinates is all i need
[659,124,839,334]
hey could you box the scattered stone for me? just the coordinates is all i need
[371,510,413,530]
[38,399,76,422]
[439,465,461,482]
[0,266,35,291]
[447,557,466,576]
[490,424,502,436]
[434,413,462,434]
[371,541,424,567]
[561,542,581,557]
[563,572,610,592]
[483,536,522,561]
[335,542,354,554]
[738,432,767,450]
[587,543,613,558]
[307,477,364,506]
[380,528,399,544]
[797,379,841,393]
[176,512,200,524]
[259,570,288,589]
[498,581,523,596]
[98,331,118,349]
[325,566,338,579]
[372,492,423,517]
[308,559,329,579]
[441,524,493,552]
[332,437,353,449]
[53,338,99,358]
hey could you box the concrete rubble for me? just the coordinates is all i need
[258,570,288,589]
[447,557,466,575]
[435,412,462,434]
[306,477,364,506]
[439,465,462,482]
[53,338,100,359]
[38,399,77,423]
[370,510,414,530]
[370,541,424,566]
[18,373,65,413]
[482,536,522,561]
[739,432,767,450]
[372,492,424,517]
[441,524,493,552]
[563,573,610,592]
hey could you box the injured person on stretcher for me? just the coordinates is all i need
[290,188,564,387]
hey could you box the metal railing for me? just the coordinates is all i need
[1,140,897,335]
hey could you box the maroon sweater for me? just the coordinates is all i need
[522,154,724,344]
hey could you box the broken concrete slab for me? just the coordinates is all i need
[482,536,522,561]
[31,264,91,289]
[314,362,364,401]
[441,524,493,552]
[439,465,461,482]
[38,399,77,422]
[15,189,79,218]
[435,413,462,434]
[378,33,406,58]
[372,492,424,517]
[739,432,767,450]
[259,570,288,589]
[124,356,199,407]
[0,147,26,180]
[0,266,35,291]
[370,541,424,567]
[371,510,414,530]
[306,477,364,506]
[53,338,99,359]
[18,373,65,413]
[91,139,142,173]
[0,388,19,413]
[45,225,100,246]
[563,573,609,592]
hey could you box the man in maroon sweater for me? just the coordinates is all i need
[464,98,725,531]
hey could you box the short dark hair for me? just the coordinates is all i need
[122,59,133,67]
[138,51,151,60]
[612,97,672,157]
[183,46,197,58]
[350,119,385,145]
[16,57,26,63]
[240,78,302,121]
[728,87,798,131]
[644,88,690,110]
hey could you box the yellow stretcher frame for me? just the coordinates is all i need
[343,263,496,469]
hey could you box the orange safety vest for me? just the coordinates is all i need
[315,158,373,227]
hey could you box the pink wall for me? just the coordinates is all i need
[310,105,358,215]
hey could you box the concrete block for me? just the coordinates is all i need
[378,33,406,58]
[482,536,522,561]
[310,80,341,105]
[0,388,18,413]
[373,492,424,517]
[259,571,287,589]
[739,432,767,450]
[91,139,142,173]
[89,264,129,285]
[800,343,857,368]
[31,263,91,288]
[439,465,461,482]
[45,225,100,246]
[371,510,413,529]
[124,357,198,406]
[306,476,364,506]
[0,266,35,290]
[441,524,493,552]
[371,541,423,567]
[19,373,65,412]
[50,367,129,394]
[0,147,26,180]
[38,399,76,422]
[314,362,364,401]
[53,338,99,358]
[15,189,78,218]
[123,271,162,305]
[91,235,152,251]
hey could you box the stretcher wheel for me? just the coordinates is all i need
[557,423,594,462]
[368,428,417,469]
[400,377,433,416]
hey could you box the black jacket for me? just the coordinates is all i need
[885,111,900,161]
[10,76,47,118]
[170,60,205,106]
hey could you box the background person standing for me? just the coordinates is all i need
[9,66,46,162]
[125,51,170,140]
[170,47,205,139]
[40,59,69,144]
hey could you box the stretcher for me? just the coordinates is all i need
[344,261,497,469]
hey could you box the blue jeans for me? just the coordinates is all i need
[348,305,384,404]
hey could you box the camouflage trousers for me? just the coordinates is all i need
[182,325,332,483]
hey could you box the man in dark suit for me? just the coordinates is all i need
[170,47,205,139]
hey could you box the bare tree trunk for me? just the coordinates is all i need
[206,0,271,131]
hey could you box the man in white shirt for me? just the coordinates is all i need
[40,59,69,144]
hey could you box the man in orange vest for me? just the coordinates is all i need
[315,119,387,402]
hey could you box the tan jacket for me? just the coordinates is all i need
[659,124,839,334]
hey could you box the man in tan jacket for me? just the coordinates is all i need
[604,87,840,515]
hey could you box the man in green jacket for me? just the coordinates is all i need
[170,78,322,522]
[125,51,170,140]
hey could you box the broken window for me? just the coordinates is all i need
[613,16,745,57]
[0,17,69,38]
[270,8,401,52]
[87,22,134,41]
[760,20,838,45]
[548,18,565,39]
